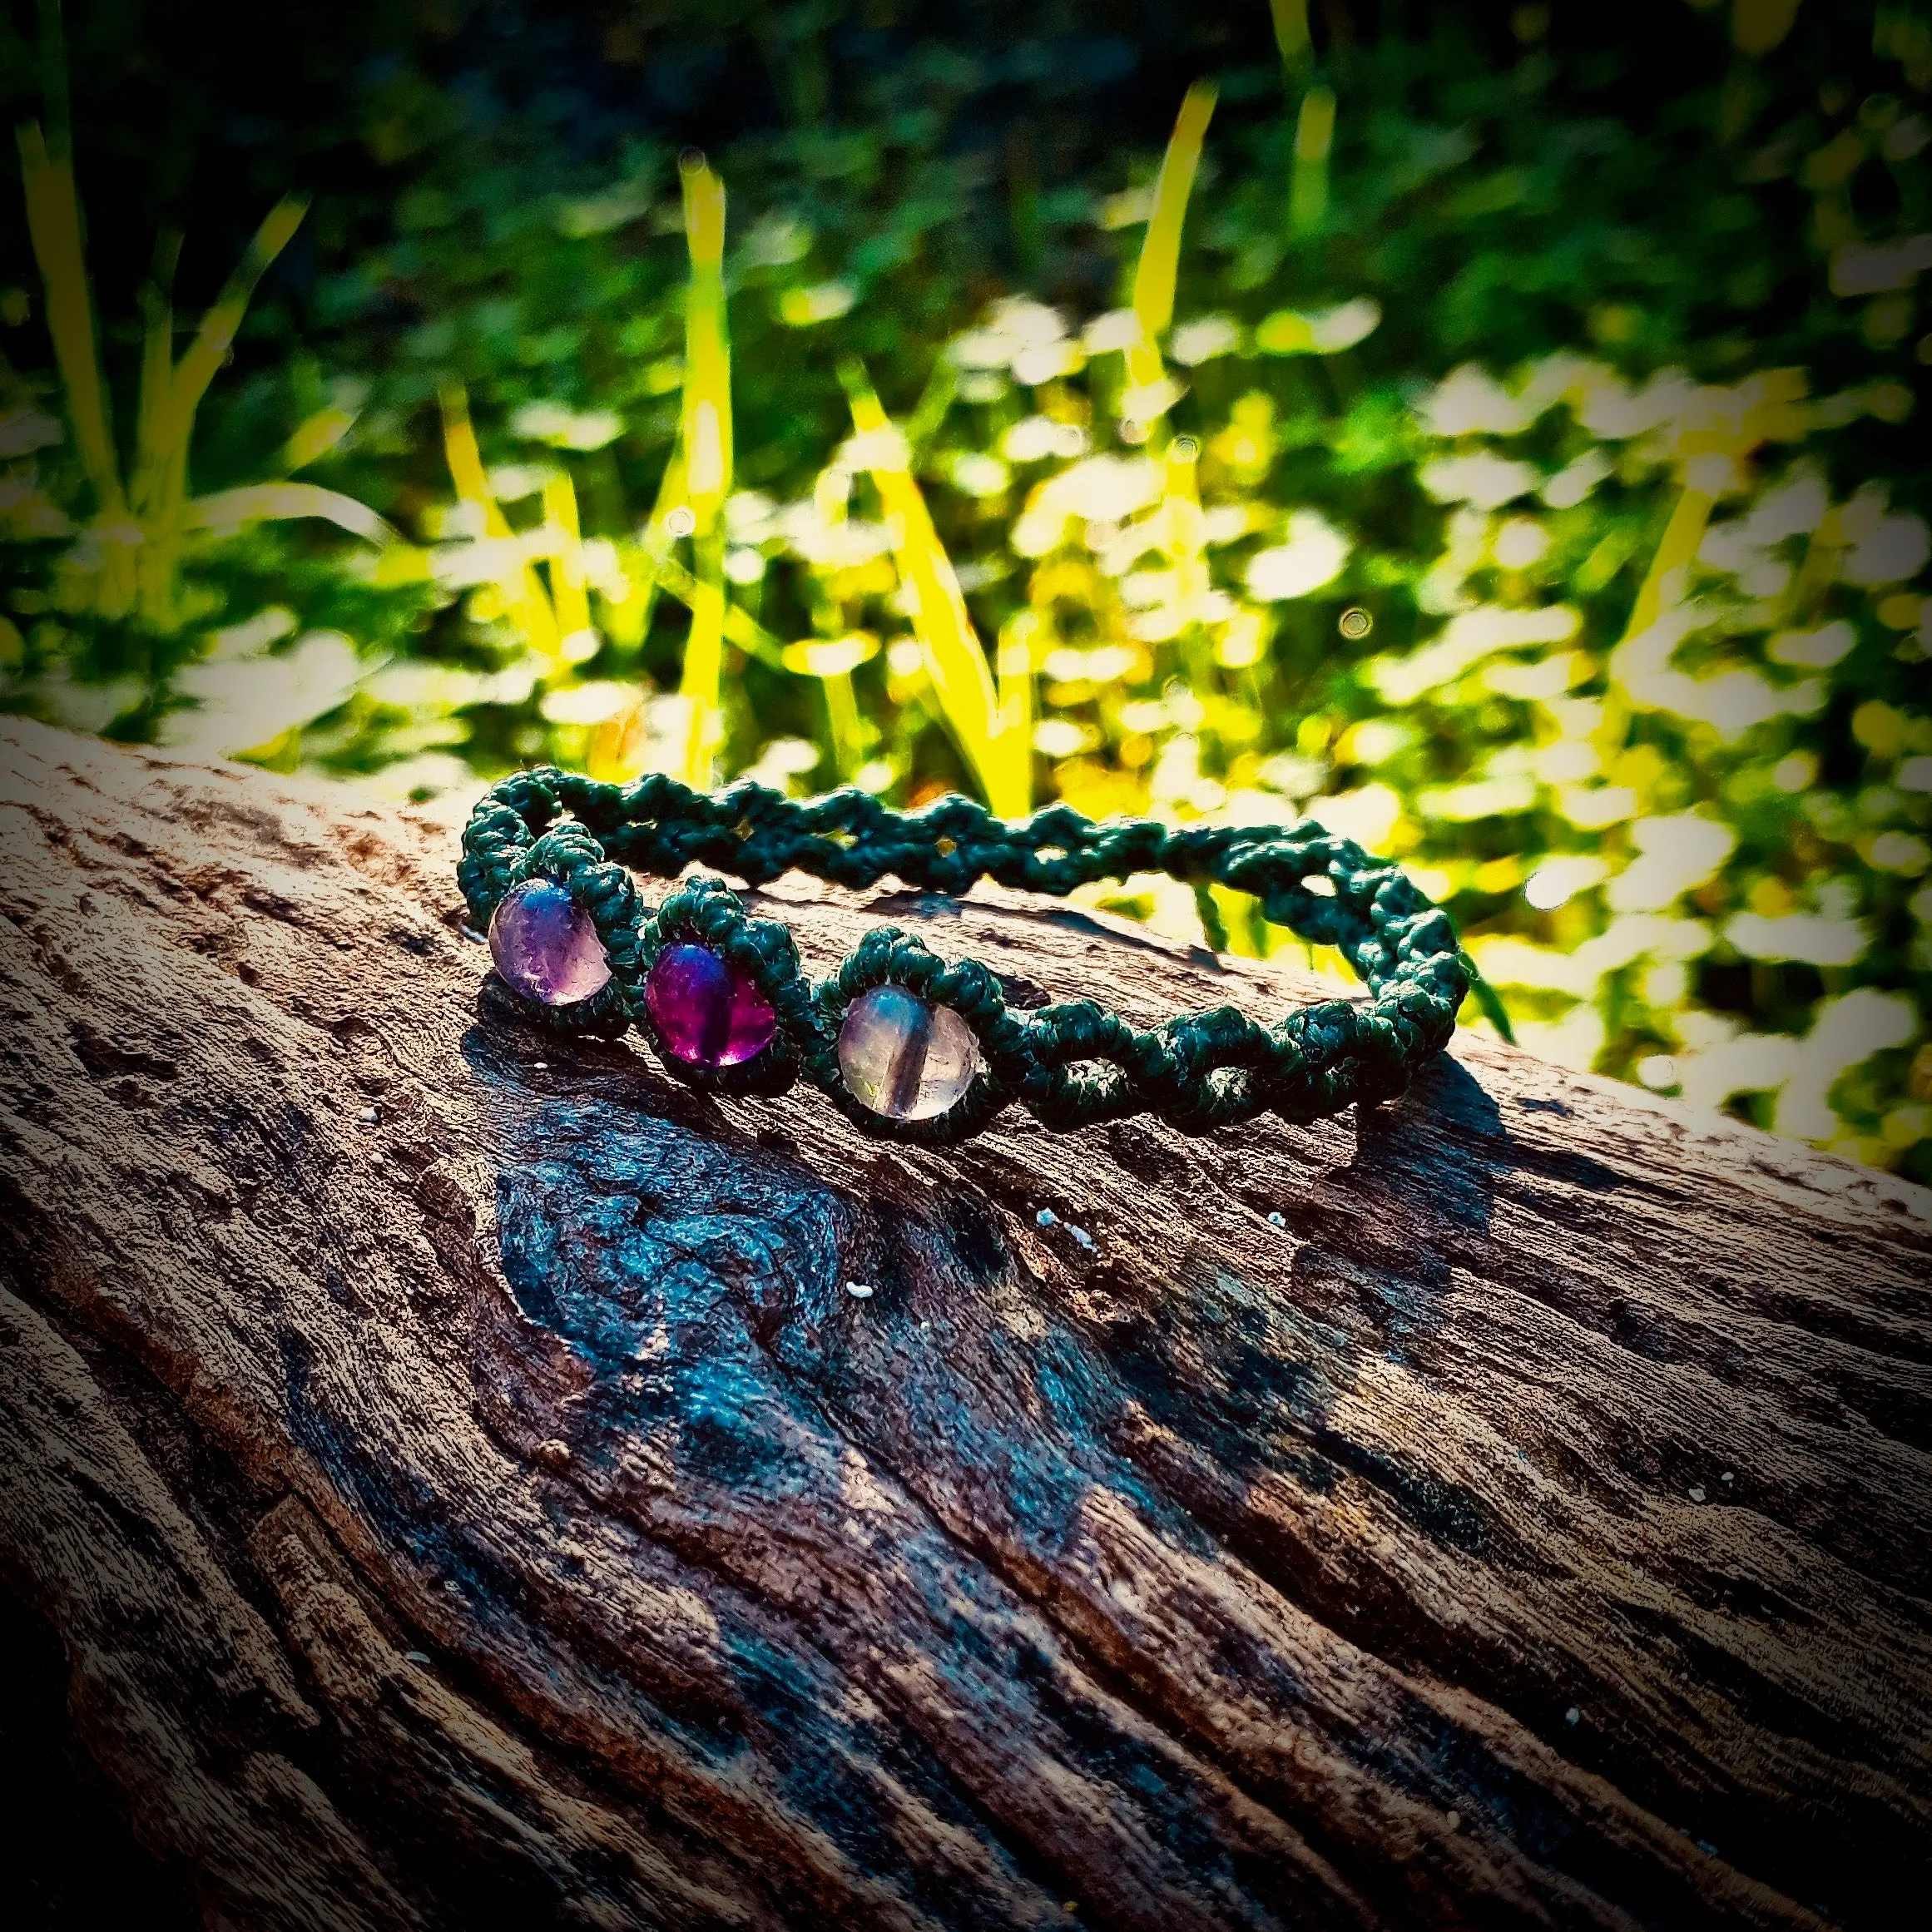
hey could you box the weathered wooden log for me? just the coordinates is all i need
[0,714,1927,1932]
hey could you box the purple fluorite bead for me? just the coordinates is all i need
[645,943,777,1068]
[837,984,978,1120]
[488,879,612,1008]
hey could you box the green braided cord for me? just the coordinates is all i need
[458,768,1475,1144]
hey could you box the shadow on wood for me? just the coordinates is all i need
[0,718,1927,1931]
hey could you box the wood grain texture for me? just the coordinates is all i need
[0,714,1926,1932]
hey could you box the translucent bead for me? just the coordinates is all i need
[838,984,979,1121]
[488,879,611,1007]
[645,943,776,1068]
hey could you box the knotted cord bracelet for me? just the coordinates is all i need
[457,767,1474,1147]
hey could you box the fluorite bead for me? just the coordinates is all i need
[645,943,777,1068]
[838,984,978,1122]
[488,879,612,1007]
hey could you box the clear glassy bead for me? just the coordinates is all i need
[488,879,612,1007]
[838,984,978,1121]
[645,943,776,1068]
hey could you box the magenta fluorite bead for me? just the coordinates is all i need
[488,879,612,1007]
[645,943,777,1068]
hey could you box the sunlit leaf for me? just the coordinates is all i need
[781,633,879,677]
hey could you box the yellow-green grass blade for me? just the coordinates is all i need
[587,689,654,784]
[676,153,732,785]
[282,407,356,473]
[1459,956,1517,1046]
[15,121,123,513]
[903,352,959,458]
[35,0,72,159]
[438,379,561,659]
[1127,81,1216,393]
[160,196,305,466]
[1734,0,1802,57]
[541,470,595,650]
[137,437,191,626]
[130,235,191,624]
[996,610,1039,816]
[133,230,181,520]
[1619,374,1804,646]
[187,483,396,545]
[155,197,306,508]
[677,534,726,785]
[821,669,864,780]
[1191,880,1231,954]
[652,551,787,669]
[678,155,733,523]
[1622,483,1716,643]
[779,630,877,778]
[840,358,1023,815]
[614,448,689,650]
[1159,435,1211,635]
[1269,0,1312,68]
[1290,85,1335,233]
[439,379,512,537]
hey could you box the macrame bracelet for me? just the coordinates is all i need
[457,768,1473,1146]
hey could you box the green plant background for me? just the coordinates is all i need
[4,0,1930,1181]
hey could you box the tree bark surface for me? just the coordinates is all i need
[0,716,1927,1932]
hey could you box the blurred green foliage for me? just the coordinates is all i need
[4,0,1931,1180]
